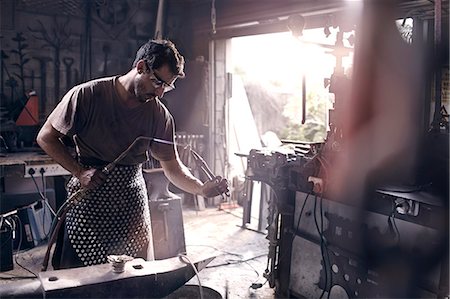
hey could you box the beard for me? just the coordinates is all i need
[134,77,157,103]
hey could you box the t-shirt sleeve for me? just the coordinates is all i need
[47,85,88,136]
[150,104,177,161]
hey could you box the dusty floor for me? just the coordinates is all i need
[0,205,276,299]
[183,207,275,299]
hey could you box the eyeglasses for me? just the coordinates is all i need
[151,71,175,92]
[144,61,175,92]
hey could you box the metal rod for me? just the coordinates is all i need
[431,0,442,131]
[154,0,166,39]
[302,74,306,124]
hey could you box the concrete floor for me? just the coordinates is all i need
[183,207,275,299]
[0,205,276,299]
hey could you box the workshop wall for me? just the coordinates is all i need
[0,0,160,148]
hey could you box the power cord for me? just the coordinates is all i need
[388,202,402,245]
[178,253,204,299]
[27,172,55,242]
[10,215,38,279]
[320,195,333,299]
[205,253,267,269]
[40,169,49,237]
[313,195,332,299]
[250,283,263,289]
[250,278,268,289]
[185,244,243,258]
[294,192,311,236]
[0,217,13,250]
[185,244,267,291]
[29,170,56,217]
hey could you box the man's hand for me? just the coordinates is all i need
[200,176,229,198]
[76,168,107,190]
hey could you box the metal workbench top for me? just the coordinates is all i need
[0,150,55,177]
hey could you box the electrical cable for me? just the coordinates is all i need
[28,173,54,243]
[313,195,328,299]
[205,253,267,269]
[185,244,243,258]
[310,149,334,298]
[0,217,13,248]
[0,213,38,282]
[231,257,260,278]
[178,253,204,299]
[40,170,53,239]
[250,278,269,290]
[388,202,401,245]
[294,192,311,235]
[392,212,401,244]
[207,253,267,290]
[313,196,327,298]
[0,220,39,282]
[29,172,56,217]
[41,171,47,237]
[41,171,46,199]
[260,183,310,289]
[29,172,47,201]
[11,215,38,278]
[284,191,313,295]
[185,244,266,288]
[320,195,333,299]
[218,208,246,220]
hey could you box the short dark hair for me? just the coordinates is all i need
[132,39,185,78]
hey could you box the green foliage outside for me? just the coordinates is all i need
[280,90,328,143]
[241,76,329,144]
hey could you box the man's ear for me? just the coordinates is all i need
[136,60,147,74]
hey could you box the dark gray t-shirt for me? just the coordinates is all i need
[48,76,176,165]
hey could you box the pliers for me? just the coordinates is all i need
[191,149,230,198]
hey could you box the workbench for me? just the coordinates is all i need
[0,150,69,215]
[0,150,68,178]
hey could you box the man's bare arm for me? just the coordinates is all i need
[36,121,106,189]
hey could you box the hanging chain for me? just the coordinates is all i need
[211,0,216,35]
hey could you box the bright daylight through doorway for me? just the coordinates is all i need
[230,28,354,149]
[225,28,354,221]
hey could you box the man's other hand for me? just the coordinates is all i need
[201,176,229,198]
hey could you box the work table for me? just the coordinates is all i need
[0,150,64,178]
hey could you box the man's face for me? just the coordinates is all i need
[134,63,177,103]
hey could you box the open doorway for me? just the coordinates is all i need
[224,27,355,229]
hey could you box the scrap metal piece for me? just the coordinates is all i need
[107,255,134,273]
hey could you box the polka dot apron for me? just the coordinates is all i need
[65,164,151,266]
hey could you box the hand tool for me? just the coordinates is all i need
[191,148,230,198]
